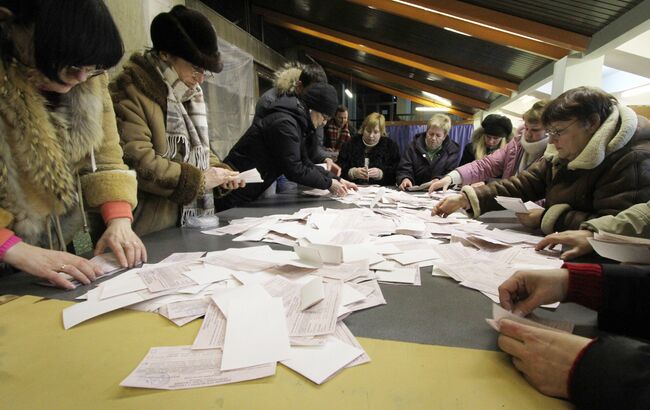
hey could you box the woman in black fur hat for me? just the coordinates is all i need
[110,5,244,235]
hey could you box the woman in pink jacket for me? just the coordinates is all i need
[428,101,548,193]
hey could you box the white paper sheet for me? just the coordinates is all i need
[221,297,291,371]
[120,346,275,389]
[281,336,363,384]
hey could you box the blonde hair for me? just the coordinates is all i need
[426,113,452,135]
[522,100,548,123]
[471,128,508,160]
[360,112,387,137]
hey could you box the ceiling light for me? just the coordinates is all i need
[621,83,650,98]
[422,91,451,106]
[415,106,451,112]
[345,88,354,98]
[392,0,547,44]
[443,27,471,37]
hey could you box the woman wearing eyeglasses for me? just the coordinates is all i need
[433,86,650,234]
[0,0,146,289]
[110,6,244,236]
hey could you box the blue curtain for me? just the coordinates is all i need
[386,124,427,155]
[387,124,474,163]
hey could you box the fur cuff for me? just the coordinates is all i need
[0,208,14,229]
[461,185,481,218]
[81,170,137,209]
[541,203,572,234]
[169,162,203,205]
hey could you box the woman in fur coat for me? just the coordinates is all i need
[0,0,145,289]
[110,6,244,236]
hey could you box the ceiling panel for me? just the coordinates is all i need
[251,0,552,83]
[462,0,644,36]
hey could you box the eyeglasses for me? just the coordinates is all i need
[64,65,106,78]
[545,119,578,139]
[190,64,214,80]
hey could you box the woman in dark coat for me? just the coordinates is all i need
[218,83,357,210]
[396,113,460,189]
[337,112,400,186]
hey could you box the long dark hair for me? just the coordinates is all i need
[0,0,124,83]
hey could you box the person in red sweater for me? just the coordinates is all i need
[497,263,650,408]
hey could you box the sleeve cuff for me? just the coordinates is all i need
[100,201,134,224]
[448,170,462,185]
[0,232,22,262]
[564,262,604,310]
[0,228,14,246]
[567,337,599,401]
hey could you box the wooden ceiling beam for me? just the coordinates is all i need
[254,6,517,96]
[305,47,489,110]
[326,67,473,120]
[347,0,569,59]
[381,0,590,52]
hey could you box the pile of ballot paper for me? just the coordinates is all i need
[64,248,384,389]
[62,189,568,390]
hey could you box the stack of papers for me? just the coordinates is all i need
[588,232,650,264]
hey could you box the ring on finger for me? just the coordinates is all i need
[60,264,67,271]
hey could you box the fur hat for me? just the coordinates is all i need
[481,114,512,139]
[301,83,338,118]
[150,5,223,73]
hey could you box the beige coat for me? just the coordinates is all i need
[0,59,137,248]
[582,201,650,237]
[110,53,228,236]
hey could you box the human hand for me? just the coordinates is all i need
[349,167,368,180]
[204,167,239,190]
[498,269,569,316]
[324,158,341,177]
[368,167,382,180]
[3,242,103,289]
[428,176,452,193]
[398,178,413,191]
[329,178,349,197]
[341,178,358,192]
[535,230,594,260]
[221,177,246,190]
[431,194,469,217]
[95,217,147,268]
[498,319,592,399]
[516,208,544,229]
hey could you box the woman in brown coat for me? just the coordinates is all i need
[110,6,243,236]
[433,86,650,234]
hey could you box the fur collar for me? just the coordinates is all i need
[543,103,638,170]
[0,59,105,213]
[110,52,168,110]
[273,63,302,96]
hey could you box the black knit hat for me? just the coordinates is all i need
[151,5,223,73]
[301,83,338,118]
[481,114,513,139]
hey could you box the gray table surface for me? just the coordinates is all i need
[0,192,598,351]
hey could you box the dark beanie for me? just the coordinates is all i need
[151,5,223,73]
[481,114,512,139]
[301,83,339,118]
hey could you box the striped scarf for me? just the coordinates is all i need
[150,53,214,225]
